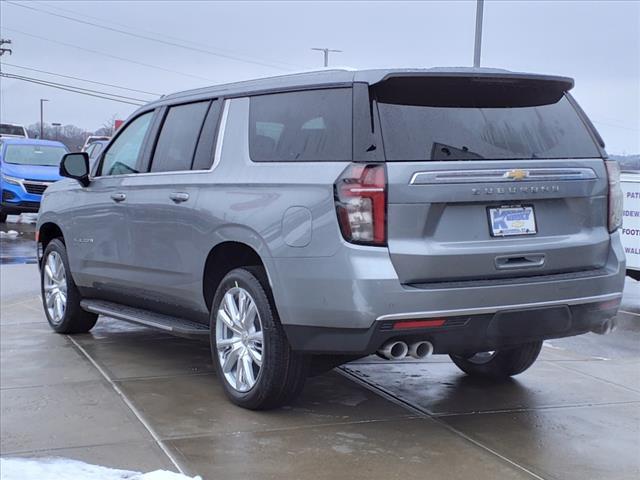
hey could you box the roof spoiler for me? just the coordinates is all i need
[370,72,575,108]
[374,71,574,91]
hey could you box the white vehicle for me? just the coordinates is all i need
[81,135,110,152]
[0,123,28,138]
[621,171,640,280]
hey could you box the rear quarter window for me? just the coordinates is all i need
[249,88,352,162]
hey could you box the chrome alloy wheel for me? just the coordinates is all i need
[215,286,264,393]
[43,251,67,325]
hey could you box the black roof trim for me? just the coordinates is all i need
[134,67,575,115]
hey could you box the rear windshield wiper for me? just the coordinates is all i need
[430,142,484,160]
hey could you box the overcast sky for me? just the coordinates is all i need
[1,0,638,153]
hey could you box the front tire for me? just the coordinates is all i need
[449,341,542,379]
[210,267,308,410]
[41,239,98,333]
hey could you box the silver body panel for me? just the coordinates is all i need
[37,68,626,352]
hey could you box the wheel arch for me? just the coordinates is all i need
[202,239,275,312]
[37,221,65,264]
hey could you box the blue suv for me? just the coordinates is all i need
[1,138,68,222]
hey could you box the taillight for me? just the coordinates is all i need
[334,163,387,246]
[605,160,623,232]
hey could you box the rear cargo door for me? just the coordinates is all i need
[374,75,610,284]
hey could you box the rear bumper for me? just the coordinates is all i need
[272,231,626,354]
[283,298,621,355]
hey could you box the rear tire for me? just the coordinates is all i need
[210,267,308,410]
[0,211,7,223]
[40,239,98,333]
[449,341,542,379]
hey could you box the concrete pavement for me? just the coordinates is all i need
[1,263,639,479]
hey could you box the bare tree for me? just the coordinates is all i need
[95,114,119,136]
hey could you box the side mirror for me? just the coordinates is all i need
[60,152,90,187]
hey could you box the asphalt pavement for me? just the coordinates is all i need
[1,217,639,479]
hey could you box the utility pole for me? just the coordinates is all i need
[311,47,342,67]
[40,99,49,139]
[473,0,484,68]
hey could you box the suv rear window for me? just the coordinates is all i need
[0,124,26,136]
[249,88,352,162]
[375,77,601,161]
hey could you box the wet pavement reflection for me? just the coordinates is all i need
[1,214,37,264]
[1,264,639,479]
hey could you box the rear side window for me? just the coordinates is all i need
[249,89,352,162]
[150,101,210,172]
[375,77,601,161]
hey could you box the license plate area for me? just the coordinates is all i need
[488,205,537,237]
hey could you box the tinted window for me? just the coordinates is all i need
[100,112,153,176]
[376,80,600,161]
[84,143,97,157]
[192,100,221,170]
[151,101,210,172]
[249,89,352,162]
[0,124,26,136]
[89,142,104,160]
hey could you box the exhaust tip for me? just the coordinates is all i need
[409,341,434,359]
[378,340,409,360]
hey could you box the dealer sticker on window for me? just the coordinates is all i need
[488,205,537,237]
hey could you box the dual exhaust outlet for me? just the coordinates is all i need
[378,316,617,360]
[378,340,434,360]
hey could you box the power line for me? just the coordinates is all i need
[1,73,145,106]
[4,27,215,82]
[3,72,148,102]
[1,63,161,97]
[45,3,303,70]
[6,1,298,71]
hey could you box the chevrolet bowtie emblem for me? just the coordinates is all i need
[504,169,529,181]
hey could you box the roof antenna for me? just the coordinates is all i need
[473,0,484,67]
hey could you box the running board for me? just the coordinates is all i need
[80,299,209,338]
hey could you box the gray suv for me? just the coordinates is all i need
[37,68,626,410]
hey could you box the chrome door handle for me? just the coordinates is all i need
[169,192,189,203]
[110,192,126,202]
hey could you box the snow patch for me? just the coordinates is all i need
[0,458,201,480]
[0,230,20,239]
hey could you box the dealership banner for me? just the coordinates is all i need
[621,173,640,271]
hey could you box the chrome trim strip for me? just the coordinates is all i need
[375,292,622,322]
[90,99,230,180]
[410,167,597,185]
[212,99,230,171]
[23,180,53,187]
